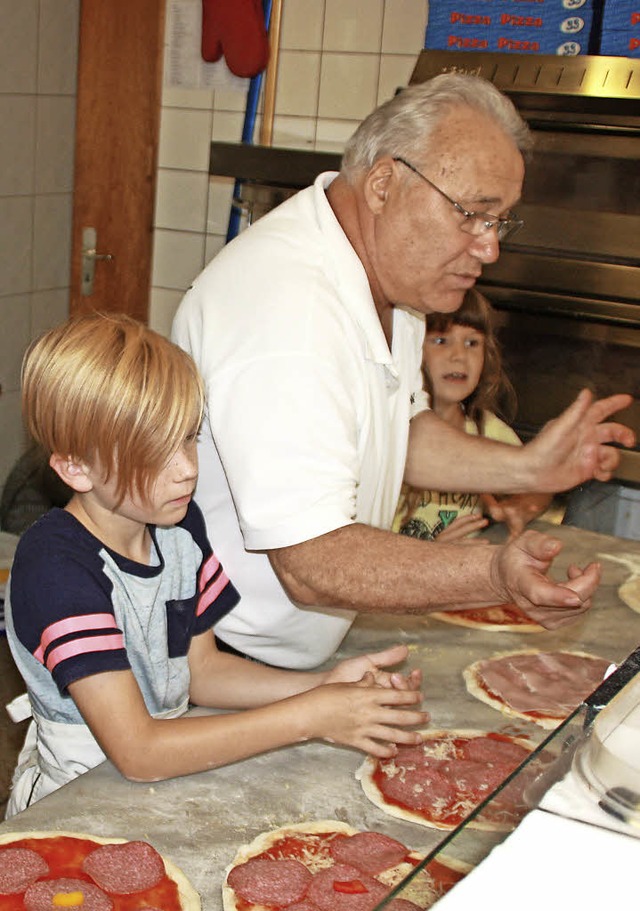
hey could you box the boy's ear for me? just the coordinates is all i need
[49,453,93,493]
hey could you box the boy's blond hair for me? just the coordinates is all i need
[22,312,205,503]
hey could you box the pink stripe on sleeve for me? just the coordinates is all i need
[34,613,120,663]
[197,572,231,617]
[198,553,220,592]
[44,633,125,673]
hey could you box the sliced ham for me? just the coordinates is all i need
[474,651,610,716]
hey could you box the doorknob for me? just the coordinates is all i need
[81,227,114,296]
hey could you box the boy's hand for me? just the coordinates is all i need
[323,644,422,690]
[305,677,428,757]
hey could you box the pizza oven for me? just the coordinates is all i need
[210,51,640,490]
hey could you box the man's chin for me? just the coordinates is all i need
[423,290,467,315]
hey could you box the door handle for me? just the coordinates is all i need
[81,226,114,296]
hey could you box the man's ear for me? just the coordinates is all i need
[363,157,394,214]
[49,453,93,493]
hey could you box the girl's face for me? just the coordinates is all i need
[423,322,486,410]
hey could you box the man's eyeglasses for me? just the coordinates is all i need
[393,156,524,242]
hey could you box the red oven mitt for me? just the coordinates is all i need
[201,0,270,78]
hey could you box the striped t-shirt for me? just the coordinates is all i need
[7,501,239,724]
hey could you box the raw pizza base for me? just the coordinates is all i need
[597,551,640,614]
[463,649,608,730]
[430,603,543,633]
[222,819,469,911]
[0,830,201,910]
[357,729,534,833]
[619,575,640,614]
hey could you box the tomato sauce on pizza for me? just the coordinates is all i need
[0,835,183,911]
[430,603,542,632]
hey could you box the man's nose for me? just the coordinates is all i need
[469,228,501,264]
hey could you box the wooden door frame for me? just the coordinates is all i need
[70,0,166,322]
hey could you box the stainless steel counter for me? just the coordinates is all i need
[2,522,639,909]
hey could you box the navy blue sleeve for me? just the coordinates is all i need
[9,510,131,693]
[178,500,240,635]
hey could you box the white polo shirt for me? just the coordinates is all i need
[172,173,427,668]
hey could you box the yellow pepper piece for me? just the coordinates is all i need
[53,892,84,907]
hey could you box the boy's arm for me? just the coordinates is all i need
[68,639,426,782]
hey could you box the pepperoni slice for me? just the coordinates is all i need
[227,857,312,906]
[0,847,49,894]
[382,763,457,811]
[82,841,165,894]
[330,833,409,875]
[24,878,113,911]
[307,863,389,911]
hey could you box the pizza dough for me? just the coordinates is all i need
[430,603,543,632]
[222,820,469,911]
[598,551,640,614]
[464,649,612,729]
[357,729,536,832]
[0,831,200,910]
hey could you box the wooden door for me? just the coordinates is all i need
[70,0,166,322]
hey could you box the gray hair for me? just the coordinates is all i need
[341,72,532,182]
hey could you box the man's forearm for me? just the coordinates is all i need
[269,523,501,613]
[404,410,529,494]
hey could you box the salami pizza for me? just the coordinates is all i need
[357,729,536,832]
[222,820,469,911]
[430,603,543,632]
[463,649,612,729]
[0,831,200,910]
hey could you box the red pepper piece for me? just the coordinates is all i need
[333,879,369,894]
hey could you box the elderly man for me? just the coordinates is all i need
[173,73,633,669]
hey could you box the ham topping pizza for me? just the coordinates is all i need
[430,603,543,633]
[222,820,469,911]
[357,730,537,832]
[464,649,612,729]
[0,831,200,911]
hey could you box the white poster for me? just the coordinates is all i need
[164,0,249,91]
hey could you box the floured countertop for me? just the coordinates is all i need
[1,521,639,908]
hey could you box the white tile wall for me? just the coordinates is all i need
[0,0,78,493]
[280,0,325,52]
[150,0,429,335]
[323,0,384,53]
[0,96,36,197]
[0,1,38,94]
[274,50,321,118]
[35,95,76,194]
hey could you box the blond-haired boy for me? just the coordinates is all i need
[6,313,424,817]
